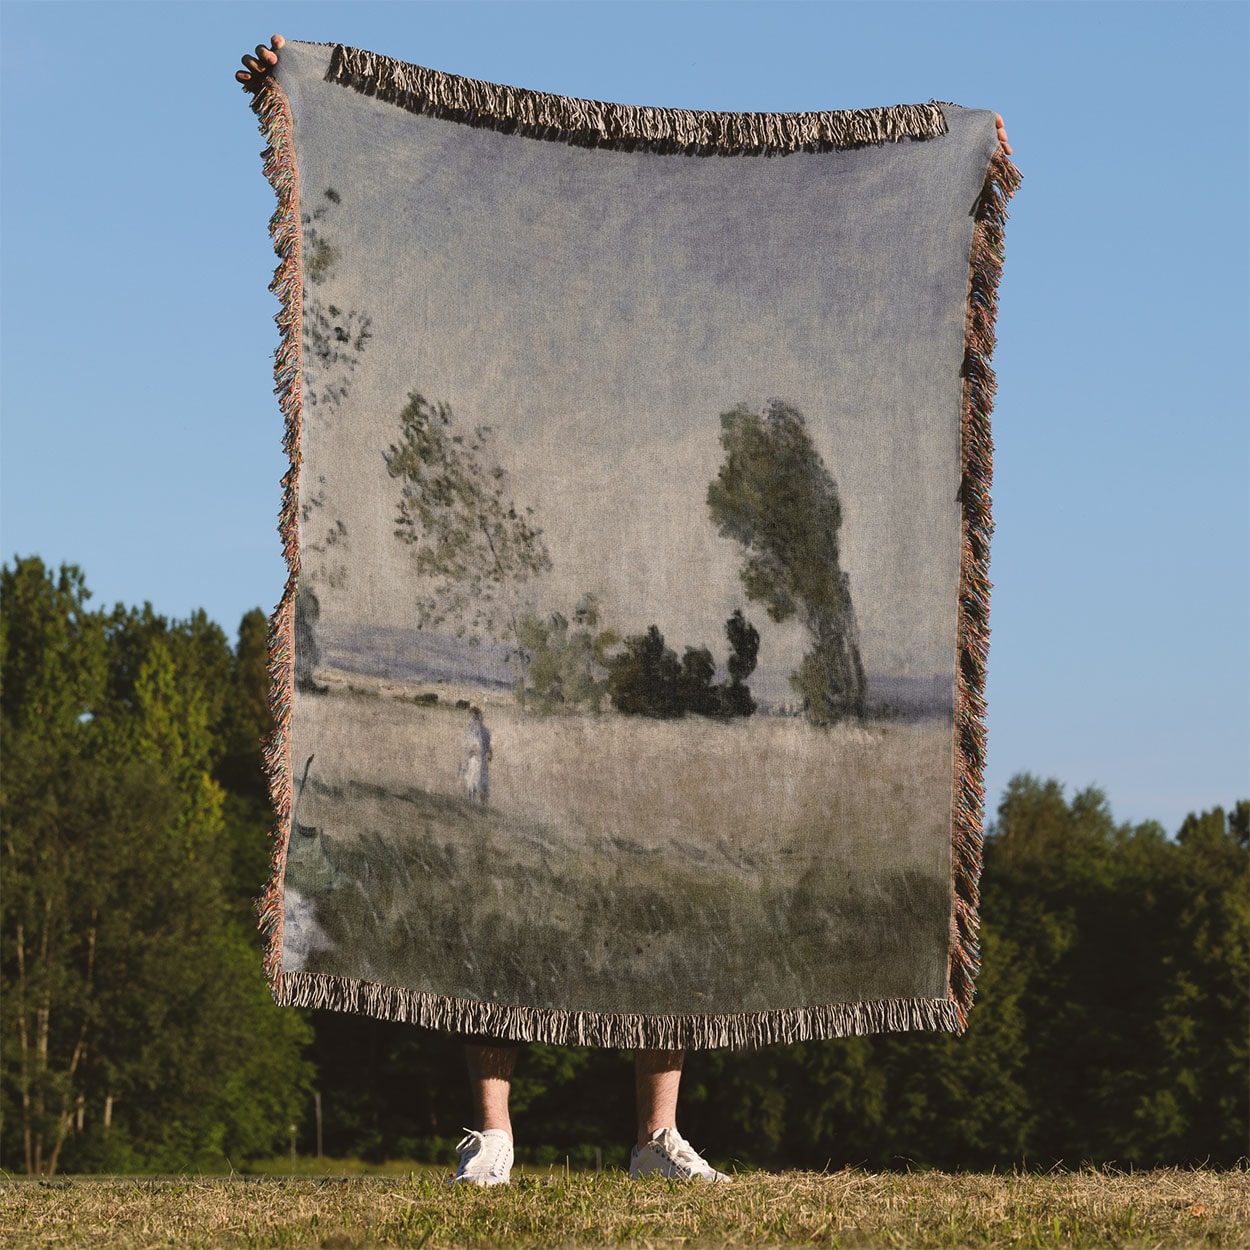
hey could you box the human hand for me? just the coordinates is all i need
[236,34,285,90]
[995,113,1013,156]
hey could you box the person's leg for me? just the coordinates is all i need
[454,1041,518,1185]
[634,1048,684,1146]
[631,1048,728,1180]
[464,1042,517,1137]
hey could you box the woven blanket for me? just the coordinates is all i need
[250,41,1019,1048]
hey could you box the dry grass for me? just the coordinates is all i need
[1,1168,1246,1248]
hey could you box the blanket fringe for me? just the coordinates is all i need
[250,77,305,996]
[324,43,947,154]
[279,969,962,1048]
[950,149,1022,1028]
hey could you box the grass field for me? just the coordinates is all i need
[286,682,954,1013]
[3,1167,1246,1248]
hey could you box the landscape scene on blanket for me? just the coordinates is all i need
[281,187,959,1014]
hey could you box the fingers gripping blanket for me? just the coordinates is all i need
[249,41,1019,1049]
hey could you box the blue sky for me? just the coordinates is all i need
[2,1,1246,835]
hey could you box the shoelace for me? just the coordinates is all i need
[657,1129,711,1176]
[456,1128,510,1177]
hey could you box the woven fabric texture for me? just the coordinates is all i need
[251,40,1019,1048]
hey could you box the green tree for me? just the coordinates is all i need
[978,776,1249,1166]
[1145,803,1249,1163]
[1,558,108,1174]
[385,392,552,696]
[0,559,312,1174]
[215,608,277,923]
[606,625,683,718]
[708,399,865,723]
[720,608,759,718]
[518,595,619,713]
[678,645,720,717]
[607,614,760,720]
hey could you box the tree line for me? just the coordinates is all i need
[0,558,310,1174]
[2,557,1245,1173]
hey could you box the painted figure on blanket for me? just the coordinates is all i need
[237,32,1013,1186]
[462,706,492,805]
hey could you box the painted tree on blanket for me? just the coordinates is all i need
[384,392,552,701]
[708,399,867,725]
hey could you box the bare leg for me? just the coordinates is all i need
[464,1044,517,1138]
[635,1048,684,1147]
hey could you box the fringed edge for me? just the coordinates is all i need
[949,149,1022,1029]
[279,970,962,1049]
[249,77,305,1003]
[324,43,948,155]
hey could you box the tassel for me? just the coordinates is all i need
[280,970,963,1049]
[949,148,1022,1029]
[249,77,306,999]
[324,43,947,155]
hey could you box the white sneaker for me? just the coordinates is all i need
[629,1127,730,1180]
[452,1128,513,1186]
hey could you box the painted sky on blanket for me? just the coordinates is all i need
[281,34,993,686]
[1,1,1246,834]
